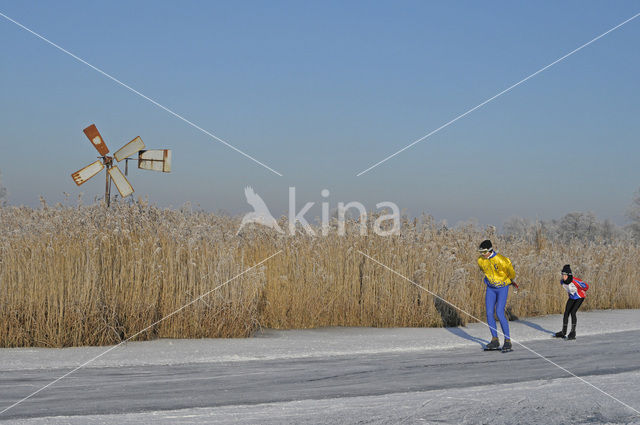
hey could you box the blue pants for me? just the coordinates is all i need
[485,285,510,339]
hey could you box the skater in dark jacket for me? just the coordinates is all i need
[554,264,588,340]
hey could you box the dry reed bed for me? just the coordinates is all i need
[0,202,638,348]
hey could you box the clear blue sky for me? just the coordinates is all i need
[1,1,638,226]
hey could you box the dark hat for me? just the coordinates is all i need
[561,264,572,275]
[478,239,493,253]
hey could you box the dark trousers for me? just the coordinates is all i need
[562,298,584,334]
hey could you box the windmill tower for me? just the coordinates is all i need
[71,124,172,206]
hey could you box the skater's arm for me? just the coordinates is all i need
[504,257,516,280]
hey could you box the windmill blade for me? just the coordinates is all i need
[108,166,134,198]
[138,149,172,172]
[114,136,145,162]
[83,124,110,156]
[71,160,104,186]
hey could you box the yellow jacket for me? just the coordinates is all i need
[477,252,516,288]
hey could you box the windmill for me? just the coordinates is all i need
[71,124,172,206]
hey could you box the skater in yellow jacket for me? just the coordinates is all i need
[477,239,516,352]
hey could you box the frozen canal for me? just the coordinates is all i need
[1,310,639,424]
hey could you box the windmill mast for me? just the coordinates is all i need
[105,166,110,207]
[103,155,114,207]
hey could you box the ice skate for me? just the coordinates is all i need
[484,337,500,351]
[501,339,513,353]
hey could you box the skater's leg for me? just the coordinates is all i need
[495,286,510,340]
[561,298,573,335]
[554,299,574,337]
[568,298,584,335]
[485,287,498,338]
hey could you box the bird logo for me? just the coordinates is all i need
[237,187,284,234]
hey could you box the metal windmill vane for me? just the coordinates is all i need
[71,124,172,206]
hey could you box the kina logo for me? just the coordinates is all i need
[237,187,284,234]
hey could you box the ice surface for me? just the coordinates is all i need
[1,309,638,372]
[1,309,639,424]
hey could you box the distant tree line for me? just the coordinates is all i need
[627,188,640,241]
[503,188,640,243]
[502,212,624,243]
